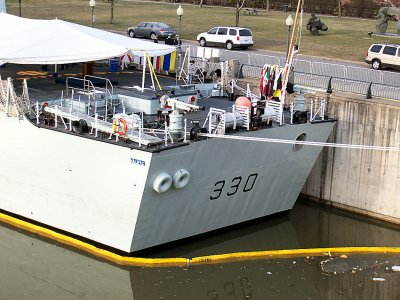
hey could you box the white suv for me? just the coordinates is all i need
[366,43,400,70]
[196,26,253,50]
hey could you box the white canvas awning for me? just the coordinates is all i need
[0,13,176,65]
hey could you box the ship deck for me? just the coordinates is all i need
[1,62,331,153]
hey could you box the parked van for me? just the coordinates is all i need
[196,26,253,50]
[366,43,400,70]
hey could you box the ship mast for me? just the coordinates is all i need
[278,0,303,125]
[285,0,303,65]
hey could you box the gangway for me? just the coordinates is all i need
[42,105,163,146]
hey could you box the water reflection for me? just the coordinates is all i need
[1,199,400,299]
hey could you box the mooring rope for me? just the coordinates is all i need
[198,133,400,152]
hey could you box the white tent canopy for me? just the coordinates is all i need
[0,13,176,65]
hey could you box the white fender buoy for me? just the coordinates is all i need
[153,173,173,193]
[173,169,190,189]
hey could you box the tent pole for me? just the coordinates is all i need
[141,53,146,92]
[187,49,191,84]
[149,62,155,91]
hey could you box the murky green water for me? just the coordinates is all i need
[1,199,400,299]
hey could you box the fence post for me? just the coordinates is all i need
[366,82,372,99]
[327,77,333,94]
[238,64,244,78]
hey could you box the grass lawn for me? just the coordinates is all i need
[5,0,400,63]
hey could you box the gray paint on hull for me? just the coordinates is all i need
[131,121,335,251]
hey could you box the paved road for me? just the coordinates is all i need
[182,39,368,69]
[111,29,369,69]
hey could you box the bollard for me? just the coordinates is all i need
[326,77,332,94]
[366,82,372,99]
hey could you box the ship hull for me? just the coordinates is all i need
[0,112,334,252]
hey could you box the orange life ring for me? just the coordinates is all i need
[42,102,48,112]
[113,118,128,136]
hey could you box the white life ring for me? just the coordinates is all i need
[153,173,172,193]
[173,169,190,189]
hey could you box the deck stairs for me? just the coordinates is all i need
[65,76,119,120]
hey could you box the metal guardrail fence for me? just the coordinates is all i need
[183,45,400,101]
[240,64,400,101]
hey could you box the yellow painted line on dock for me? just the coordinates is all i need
[12,70,137,81]
[16,71,49,76]
[2,212,400,267]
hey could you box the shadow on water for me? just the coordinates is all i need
[1,199,400,299]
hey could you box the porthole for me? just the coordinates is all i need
[293,132,306,151]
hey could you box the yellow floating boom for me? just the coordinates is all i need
[1,212,400,268]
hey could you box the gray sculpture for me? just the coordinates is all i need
[306,13,328,35]
[376,7,400,35]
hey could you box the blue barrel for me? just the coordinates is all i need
[109,59,119,72]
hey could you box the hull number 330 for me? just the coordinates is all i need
[210,173,258,200]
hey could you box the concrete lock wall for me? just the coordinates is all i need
[302,92,400,224]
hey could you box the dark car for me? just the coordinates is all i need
[127,22,177,40]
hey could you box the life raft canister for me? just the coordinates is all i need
[172,169,190,189]
[153,173,173,193]
[112,117,128,136]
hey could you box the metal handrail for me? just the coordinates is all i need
[84,75,114,120]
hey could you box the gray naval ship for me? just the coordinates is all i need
[0,63,335,253]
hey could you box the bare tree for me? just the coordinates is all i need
[199,0,204,8]
[235,0,246,26]
[266,0,270,12]
[338,0,352,17]
[373,0,400,6]
[110,0,115,24]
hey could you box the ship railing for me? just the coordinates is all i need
[309,97,326,122]
[37,102,164,146]
[203,107,227,135]
[84,75,115,120]
[65,77,97,115]
[48,89,89,117]
[266,100,283,124]
[232,104,250,130]
[0,77,30,117]
[66,76,117,119]
[215,114,226,134]
[229,79,259,101]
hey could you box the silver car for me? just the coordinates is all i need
[127,22,177,40]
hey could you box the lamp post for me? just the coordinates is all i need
[285,14,294,59]
[89,0,96,28]
[176,5,184,51]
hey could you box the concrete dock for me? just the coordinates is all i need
[303,91,400,224]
